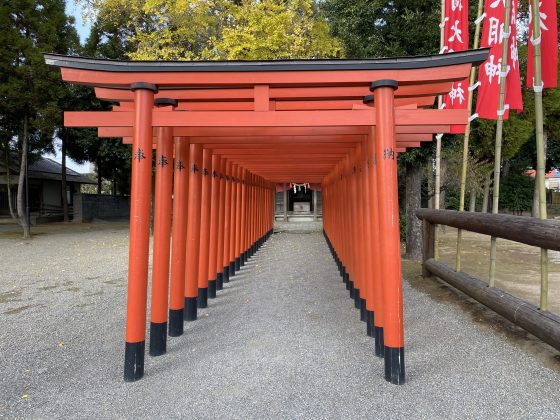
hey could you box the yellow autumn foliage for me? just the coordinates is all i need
[89,0,342,60]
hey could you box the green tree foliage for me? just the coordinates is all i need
[0,0,77,146]
[499,171,534,214]
[0,0,78,235]
[322,0,440,58]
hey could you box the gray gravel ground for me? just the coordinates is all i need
[1,222,559,419]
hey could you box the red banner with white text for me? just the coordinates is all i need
[441,0,469,133]
[527,0,558,89]
[475,0,523,120]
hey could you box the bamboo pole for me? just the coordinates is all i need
[530,0,548,311]
[489,0,512,287]
[455,0,484,272]
[433,0,445,261]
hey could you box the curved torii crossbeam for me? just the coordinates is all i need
[45,49,488,385]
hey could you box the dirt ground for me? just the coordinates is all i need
[433,227,560,314]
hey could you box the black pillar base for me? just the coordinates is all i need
[349,281,355,298]
[149,322,167,357]
[223,266,230,283]
[208,280,217,298]
[229,261,236,277]
[354,288,360,309]
[184,297,197,321]
[366,311,374,337]
[168,309,184,337]
[384,346,405,385]
[124,341,145,382]
[235,257,241,271]
[360,298,367,322]
[374,326,384,358]
[197,288,208,308]
[216,272,224,290]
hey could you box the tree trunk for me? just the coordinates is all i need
[17,117,31,238]
[404,162,422,260]
[482,171,491,213]
[96,157,102,194]
[61,131,69,222]
[469,189,477,212]
[3,141,18,222]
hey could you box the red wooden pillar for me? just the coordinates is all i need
[372,80,405,385]
[216,158,227,288]
[256,177,261,242]
[360,137,376,338]
[367,127,385,355]
[249,174,256,256]
[234,166,243,271]
[354,144,368,321]
[239,168,248,266]
[258,177,264,241]
[342,160,352,292]
[197,149,212,308]
[229,164,239,276]
[123,83,156,382]
[184,143,203,321]
[222,161,232,282]
[168,137,189,336]
[269,184,274,235]
[349,150,361,309]
[207,153,221,297]
[243,173,252,260]
[149,126,173,357]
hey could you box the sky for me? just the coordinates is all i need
[46,2,93,174]
[67,1,92,42]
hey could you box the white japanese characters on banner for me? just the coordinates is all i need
[441,0,469,133]
[475,0,523,120]
[527,0,558,89]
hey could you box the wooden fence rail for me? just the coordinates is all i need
[416,208,560,352]
[416,209,560,252]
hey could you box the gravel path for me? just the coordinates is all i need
[0,223,559,418]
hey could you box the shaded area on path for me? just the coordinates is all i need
[0,223,559,418]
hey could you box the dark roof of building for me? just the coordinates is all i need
[29,158,96,184]
[0,152,95,184]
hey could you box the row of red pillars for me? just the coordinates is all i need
[322,81,405,385]
[125,83,275,381]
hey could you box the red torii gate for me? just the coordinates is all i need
[45,49,487,385]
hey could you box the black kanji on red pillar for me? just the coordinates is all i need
[176,160,185,171]
[158,155,169,167]
[383,148,395,160]
[134,148,146,161]
[191,164,199,173]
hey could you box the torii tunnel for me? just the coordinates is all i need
[45,49,488,385]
